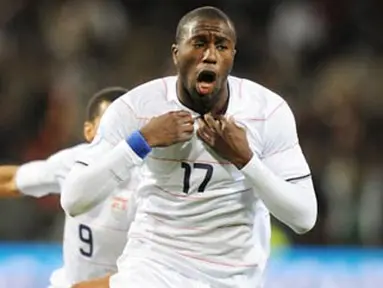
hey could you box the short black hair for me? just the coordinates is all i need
[86,87,128,121]
[175,6,236,43]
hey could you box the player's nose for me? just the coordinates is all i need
[202,45,217,64]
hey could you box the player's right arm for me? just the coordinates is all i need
[61,94,194,217]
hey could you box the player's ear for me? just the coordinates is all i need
[83,121,95,143]
[171,44,179,66]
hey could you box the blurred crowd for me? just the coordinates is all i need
[0,0,382,247]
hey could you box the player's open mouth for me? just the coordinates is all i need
[196,70,217,95]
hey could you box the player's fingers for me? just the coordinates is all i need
[179,131,194,142]
[180,122,194,133]
[220,116,239,132]
[197,118,215,137]
[177,119,194,129]
[175,110,192,117]
[213,116,224,135]
[204,113,220,132]
[197,129,214,146]
[176,113,194,125]
[219,117,229,132]
[181,113,194,122]
[197,117,207,131]
[197,118,213,142]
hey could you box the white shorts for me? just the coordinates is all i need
[48,267,71,288]
[110,256,210,288]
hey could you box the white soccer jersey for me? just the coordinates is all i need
[15,144,138,287]
[76,76,311,287]
[62,181,138,284]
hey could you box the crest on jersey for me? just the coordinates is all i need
[111,196,128,211]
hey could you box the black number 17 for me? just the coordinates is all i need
[181,162,213,194]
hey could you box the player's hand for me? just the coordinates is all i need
[197,113,253,169]
[140,110,194,147]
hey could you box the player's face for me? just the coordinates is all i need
[83,101,111,142]
[172,18,236,111]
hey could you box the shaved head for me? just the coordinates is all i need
[175,6,236,44]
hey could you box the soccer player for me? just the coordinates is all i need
[62,6,317,288]
[0,87,136,288]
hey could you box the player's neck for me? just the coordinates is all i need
[176,81,230,116]
[211,84,230,116]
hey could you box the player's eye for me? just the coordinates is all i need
[216,44,228,51]
[193,42,205,49]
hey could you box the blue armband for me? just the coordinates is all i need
[126,130,152,159]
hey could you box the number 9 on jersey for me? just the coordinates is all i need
[78,224,93,257]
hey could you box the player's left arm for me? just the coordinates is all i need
[198,102,317,234]
[240,102,317,234]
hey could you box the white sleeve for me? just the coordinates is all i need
[14,145,78,198]
[61,97,144,217]
[261,102,311,180]
[241,101,317,234]
[15,161,60,197]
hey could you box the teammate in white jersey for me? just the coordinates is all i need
[62,6,317,288]
[0,87,133,288]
